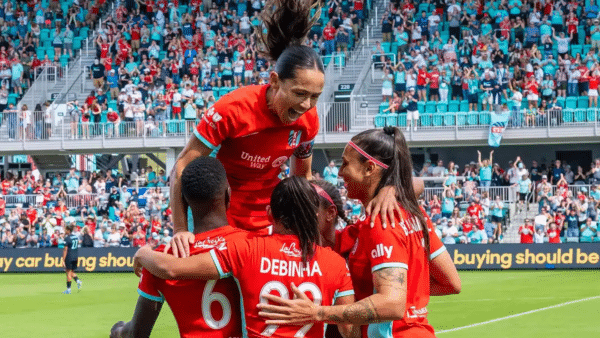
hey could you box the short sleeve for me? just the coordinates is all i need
[335,261,355,300]
[194,102,234,151]
[210,237,253,279]
[428,218,447,260]
[366,217,409,273]
[334,224,360,257]
[137,268,165,303]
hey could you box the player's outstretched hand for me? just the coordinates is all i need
[110,321,126,338]
[257,282,319,325]
[365,186,401,229]
[164,231,195,258]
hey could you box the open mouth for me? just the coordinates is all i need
[287,108,303,121]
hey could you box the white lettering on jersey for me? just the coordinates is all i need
[279,242,302,258]
[241,151,272,169]
[193,236,227,251]
[260,257,323,277]
[271,156,289,168]
[398,216,424,236]
[371,243,393,259]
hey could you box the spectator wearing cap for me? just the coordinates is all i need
[405,87,419,131]
[442,218,459,245]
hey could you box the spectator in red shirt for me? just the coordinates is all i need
[132,225,147,247]
[519,219,535,243]
[0,194,5,217]
[322,21,336,55]
[427,66,440,102]
[587,69,600,108]
[547,222,562,243]
[467,199,484,220]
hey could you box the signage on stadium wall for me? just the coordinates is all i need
[0,247,138,273]
[448,243,600,270]
[1,244,599,273]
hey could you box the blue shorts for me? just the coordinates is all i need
[417,85,426,90]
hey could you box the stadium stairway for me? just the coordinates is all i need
[502,199,538,243]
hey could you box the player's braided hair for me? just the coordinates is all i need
[270,176,320,263]
[351,126,431,258]
[258,0,324,80]
[310,179,351,225]
[181,157,228,204]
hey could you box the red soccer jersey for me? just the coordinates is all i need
[466,205,483,219]
[345,209,445,338]
[323,27,336,41]
[195,85,319,230]
[519,225,534,243]
[547,228,561,243]
[211,234,354,338]
[417,69,428,86]
[26,209,37,225]
[428,71,440,89]
[461,222,474,233]
[138,226,248,338]
[589,76,599,90]
[0,199,5,217]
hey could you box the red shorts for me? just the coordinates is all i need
[172,106,181,115]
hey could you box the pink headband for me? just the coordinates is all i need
[347,141,389,169]
[312,183,337,214]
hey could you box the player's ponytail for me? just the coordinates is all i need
[258,0,324,80]
[351,127,431,258]
[270,176,320,263]
[310,179,351,225]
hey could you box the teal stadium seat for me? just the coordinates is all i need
[421,112,432,126]
[425,101,436,114]
[586,108,596,122]
[556,96,565,108]
[443,112,455,126]
[379,102,389,114]
[467,111,479,125]
[381,42,391,53]
[385,114,398,127]
[578,96,588,109]
[571,44,583,58]
[574,108,586,122]
[456,111,467,125]
[448,100,459,112]
[479,111,491,124]
[432,112,444,126]
[397,113,407,127]
[460,100,469,112]
[374,114,386,127]
[418,101,426,114]
[565,97,577,109]
[437,102,448,113]
[562,108,574,123]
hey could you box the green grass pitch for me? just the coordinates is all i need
[1,270,599,337]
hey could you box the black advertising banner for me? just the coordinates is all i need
[448,243,600,270]
[0,247,138,273]
[1,244,599,272]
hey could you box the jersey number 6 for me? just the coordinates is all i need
[202,280,232,329]
[259,281,322,338]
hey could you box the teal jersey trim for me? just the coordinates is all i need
[137,289,164,303]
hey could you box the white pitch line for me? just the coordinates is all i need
[437,295,600,334]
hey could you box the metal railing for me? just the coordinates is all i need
[3,193,98,209]
[0,112,198,141]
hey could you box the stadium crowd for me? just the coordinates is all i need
[376,0,600,129]
[1,151,600,248]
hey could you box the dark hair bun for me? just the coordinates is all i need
[383,126,396,136]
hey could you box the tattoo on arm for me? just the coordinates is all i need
[373,267,406,293]
[341,298,378,323]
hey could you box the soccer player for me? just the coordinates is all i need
[259,127,461,338]
[169,0,411,257]
[134,176,357,338]
[62,224,82,294]
[111,157,247,338]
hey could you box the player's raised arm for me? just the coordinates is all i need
[168,136,213,257]
[134,245,220,280]
[110,296,163,338]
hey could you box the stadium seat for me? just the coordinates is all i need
[397,113,407,127]
[437,103,448,113]
[418,101,426,114]
[459,100,469,112]
[574,108,586,122]
[36,47,45,60]
[448,100,460,112]
[421,113,432,126]
[60,54,70,67]
[379,102,389,114]
[456,112,467,125]
[385,114,397,126]
[479,111,491,125]
[432,112,444,126]
[443,112,455,126]
[562,108,574,123]
[566,237,580,243]
[580,236,594,243]
[556,96,565,108]
[565,97,577,109]
[7,93,18,106]
[584,44,592,55]
[426,101,436,114]
[571,44,583,58]
[374,115,385,127]
[587,108,597,122]
[466,111,479,125]
[578,96,588,109]
[381,42,391,53]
